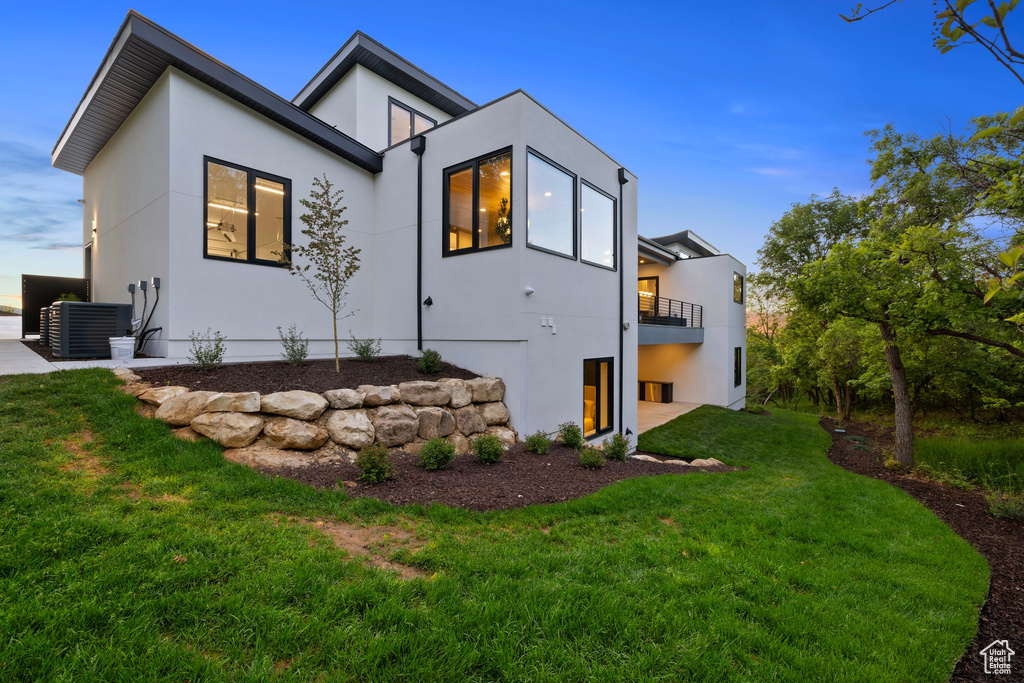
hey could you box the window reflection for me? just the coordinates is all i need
[207,161,249,260]
[527,151,574,257]
[254,177,285,261]
[448,167,474,251]
[581,184,615,269]
[390,99,436,147]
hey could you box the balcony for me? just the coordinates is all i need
[638,294,704,345]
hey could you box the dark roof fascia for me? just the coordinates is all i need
[638,235,679,265]
[650,230,719,258]
[53,11,383,175]
[294,31,476,117]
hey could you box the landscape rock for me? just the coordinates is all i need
[263,417,329,450]
[190,412,264,447]
[171,426,207,442]
[631,454,662,463]
[118,383,152,397]
[111,367,142,384]
[370,404,419,447]
[205,391,261,413]
[415,407,456,439]
[154,391,217,426]
[397,381,452,406]
[484,425,517,445]
[448,432,471,457]
[479,401,510,426]
[224,443,313,469]
[402,438,427,456]
[452,405,487,436]
[325,410,375,449]
[689,458,724,468]
[323,388,365,410]
[467,377,505,403]
[260,391,328,420]
[138,385,189,406]
[437,378,472,408]
[358,384,401,407]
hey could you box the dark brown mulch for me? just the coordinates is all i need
[20,339,139,363]
[259,443,738,512]
[138,356,480,394]
[821,416,1023,683]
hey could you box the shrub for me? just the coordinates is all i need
[418,438,455,470]
[418,348,442,374]
[523,430,551,455]
[558,421,584,449]
[578,446,605,469]
[277,324,309,366]
[355,444,394,484]
[603,432,631,460]
[986,490,1024,521]
[0,304,16,314]
[473,434,503,464]
[347,333,382,362]
[57,292,82,302]
[912,462,972,491]
[188,328,226,371]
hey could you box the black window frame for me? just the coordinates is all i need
[638,276,659,298]
[579,179,618,272]
[734,272,745,304]
[203,156,291,267]
[388,97,437,148]
[734,347,743,387]
[525,147,577,261]
[442,146,514,257]
[583,356,615,439]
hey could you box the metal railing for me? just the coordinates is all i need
[638,294,702,328]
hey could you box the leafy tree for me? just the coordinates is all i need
[278,175,361,372]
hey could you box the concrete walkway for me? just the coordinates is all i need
[0,316,59,374]
[637,400,702,433]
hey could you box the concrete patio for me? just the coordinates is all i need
[637,399,702,433]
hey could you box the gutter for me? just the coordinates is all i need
[412,135,426,350]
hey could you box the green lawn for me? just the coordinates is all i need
[0,370,987,681]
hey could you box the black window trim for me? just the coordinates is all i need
[442,146,514,257]
[525,146,577,261]
[734,347,743,387]
[638,276,659,299]
[579,179,618,272]
[584,356,615,439]
[203,156,291,267]
[734,271,745,304]
[388,97,437,147]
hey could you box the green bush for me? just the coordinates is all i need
[558,421,584,449]
[56,292,81,302]
[277,324,309,366]
[418,348,442,374]
[355,444,395,484]
[912,462,972,491]
[603,432,631,460]
[523,430,551,455]
[986,490,1024,520]
[188,328,226,371]
[578,446,605,469]
[473,434,504,464]
[347,333,382,362]
[418,438,455,470]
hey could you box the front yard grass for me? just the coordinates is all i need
[0,370,987,681]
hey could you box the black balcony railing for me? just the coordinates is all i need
[638,294,702,328]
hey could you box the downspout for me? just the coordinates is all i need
[412,135,426,351]
[618,167,629,435]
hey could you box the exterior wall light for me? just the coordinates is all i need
[524,287,535,296]
[423,296,433,307]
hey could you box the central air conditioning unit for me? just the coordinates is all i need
[49,301,133,358]
[39,306,51,346]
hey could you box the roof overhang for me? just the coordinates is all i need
[638,235,679,265]
[293,31,476,117]
[52,11,383,175]
[649,229,719,258]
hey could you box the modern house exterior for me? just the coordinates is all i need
[51,11,745,440]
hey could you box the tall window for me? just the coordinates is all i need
[443,148,512,256]
[527,149,575,258]
[734,272,744,303]
[205,157,290,266]
[584,357,613,438]
[580,182,616,270]
[734,347,743,387]
[389,98,436,147]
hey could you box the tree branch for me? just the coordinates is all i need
[926,328,1024,359]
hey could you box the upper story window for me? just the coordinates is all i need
[526,149,575,259]
[389,98,436,147]
[205,157,290,266]
[734,272,744,303]
[580,181,616,270]
[443,148,512,256]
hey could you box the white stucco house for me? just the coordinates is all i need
[51,11,745,441]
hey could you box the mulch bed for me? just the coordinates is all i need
[138,356,480,394]
[259,443,738,512]
[822,416,1023,683]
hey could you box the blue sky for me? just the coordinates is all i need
[1,0,1019,309]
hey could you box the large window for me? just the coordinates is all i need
[584,357,614,438]
[205,157,290,266]
[443,148,512,256]
[389,98,436,147]
[580,181,616,270]
[735,347,743,387]
[734,272,744,303]
[526,149,575,258]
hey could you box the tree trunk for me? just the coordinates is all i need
[832,381,843,419]
[843,384,852,421]
[333,316,339,372]
[878,320,914,467]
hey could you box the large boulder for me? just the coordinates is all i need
[325,410,375,449]
[437,378,473,409]
[370,404,419,447]
[205,391,261,413]
[484,425,517,446]
[138,385,189,406]
[448,432,471,457]
[358,385,401,407]
[260,391,328,420]
[154,391,217,426]
[263,417,329,450]
[452,405,487,436]
[224,444,313,469]
[190,412,264,447]
[479,402,510,426]
[398,381,452,407]
[415,407,456,440]
[118,383,152,398]
[323,388,365,410]
[467,377,505,403]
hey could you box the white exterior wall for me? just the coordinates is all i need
[638,254,746,409]
[82,71,172,356]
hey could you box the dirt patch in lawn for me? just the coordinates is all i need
[58,430,107,483]
[258,443,738,512]
[822,416,1023,683]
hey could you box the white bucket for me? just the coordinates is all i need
[109,336,136,360]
